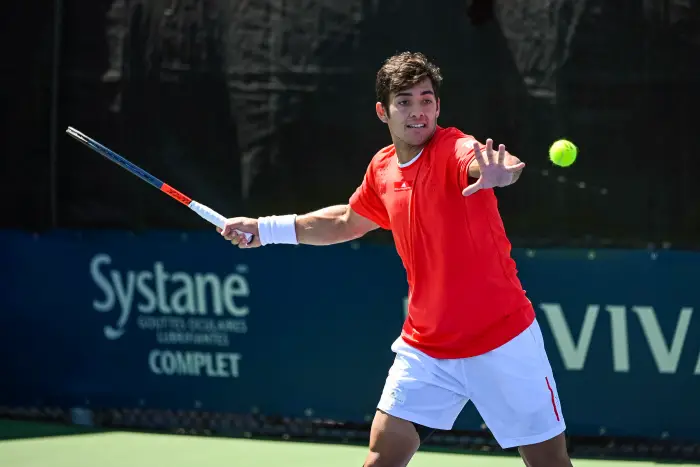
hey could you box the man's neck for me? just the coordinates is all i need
[392,127,437,164]
[395,144,424,165]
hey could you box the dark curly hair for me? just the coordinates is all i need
[376,52,443,116]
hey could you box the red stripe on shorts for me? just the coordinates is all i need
[545,377,560,421]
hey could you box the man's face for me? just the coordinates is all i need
[376,78,440,148]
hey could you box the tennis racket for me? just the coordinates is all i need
[65,126,253,242]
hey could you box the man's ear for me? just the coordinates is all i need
[376,102,389,123]
[435,98,441,118]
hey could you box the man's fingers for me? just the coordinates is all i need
[229,232,250,246]
[497,144,506,166]
[485,139,495,164]
[221,222,241,237]
[472,141,487,167]
[221,226,239,240]
[505,162,526,173]
[462,177,483,197]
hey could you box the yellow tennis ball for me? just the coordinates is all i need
[549,140,577,167]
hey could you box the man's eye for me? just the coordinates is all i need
[398,100,409,106]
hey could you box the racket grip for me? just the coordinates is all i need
[188,201,254,242]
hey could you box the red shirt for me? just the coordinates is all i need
[349,126,535,359]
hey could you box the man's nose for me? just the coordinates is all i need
[409,106,425,119]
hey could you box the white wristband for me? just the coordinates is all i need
[257,215,298,246]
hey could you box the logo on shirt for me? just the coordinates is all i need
[394,180,412,192]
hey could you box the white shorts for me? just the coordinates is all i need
[377,319,566,449]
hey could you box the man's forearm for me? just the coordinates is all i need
[295,205,361,246]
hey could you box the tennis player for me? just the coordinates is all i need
[219,52,572,467]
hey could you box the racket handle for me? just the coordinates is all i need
[188,200,254,242]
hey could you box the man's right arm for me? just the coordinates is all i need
[295,204,379,245]
[222,157,388,249]
[219,205,378,248]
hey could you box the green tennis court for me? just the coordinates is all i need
[0,421,696,467]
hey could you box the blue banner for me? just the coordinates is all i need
[1,230,698,442]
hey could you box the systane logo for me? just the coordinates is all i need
[90,254,250,340]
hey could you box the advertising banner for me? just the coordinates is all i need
[1,231,698,442]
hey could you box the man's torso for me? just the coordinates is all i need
[352,126,535,359]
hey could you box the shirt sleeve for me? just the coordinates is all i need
[455,136,480,191]
[349,163,391,230]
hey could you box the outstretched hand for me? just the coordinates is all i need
[462,139,525,197]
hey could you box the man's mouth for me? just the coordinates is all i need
[407,124,426,129]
